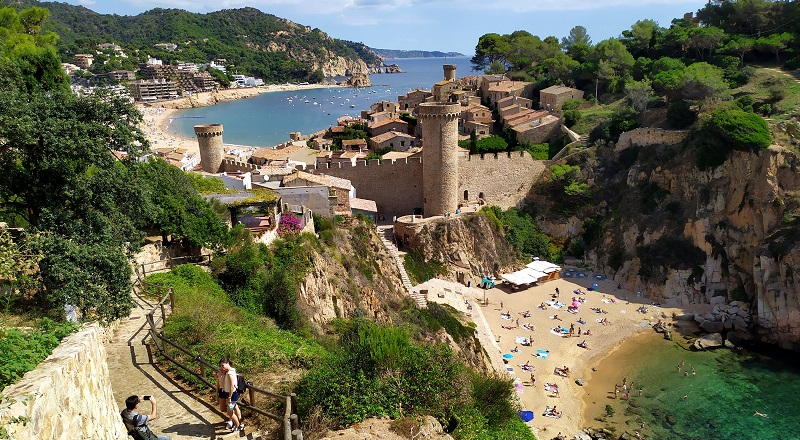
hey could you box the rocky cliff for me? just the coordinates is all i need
[542,138,800,350]
[396,214,521,279]
[297,220,409,332]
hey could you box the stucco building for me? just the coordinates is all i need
[539,85,584,111]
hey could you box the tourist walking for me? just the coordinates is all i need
[217,357,244,432]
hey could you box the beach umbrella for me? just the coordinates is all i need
[518,411,534,422]
[571,300,580,308]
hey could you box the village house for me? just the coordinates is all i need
[464,121,491,138]
[505,109,551,128]
[512,114,561,145]
[487,81,535,107]
[249,145,303,167]
[341,138,368,153]
[539,85,584,111]
[398,89,432,112]
[73,54,94,69]
[478,74,508,97]
[368,131,418,152]
[283,171,353,216]
[368,118,409,137]
[99,70,135,82]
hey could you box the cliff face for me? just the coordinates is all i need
[547,140,800,350]
[396,214,520,279]
[296,221,409,332]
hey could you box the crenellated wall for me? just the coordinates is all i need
[0,324,127,440]
[459,151,546,210]
[615,127,689,152]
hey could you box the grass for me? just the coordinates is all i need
[570,99,625,136]
[734,67,800,121]
[145,265,325,388]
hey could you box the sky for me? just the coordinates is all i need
[64,0,710,54]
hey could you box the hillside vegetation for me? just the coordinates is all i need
[12,1,381,81]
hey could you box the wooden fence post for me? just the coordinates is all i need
[248,386,256,408]
[160,302,166,323]
[290,414,298,430]
[198,355,205,383]
[290,393,297,413]
[291,429,303,440]
[169,288,175,311]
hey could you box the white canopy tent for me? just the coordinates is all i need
[500,259,561,287]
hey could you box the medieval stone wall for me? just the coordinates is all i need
[0,324,127,440]
[458,151,546,209]
[615,127,689,152]
[303,158,424,216]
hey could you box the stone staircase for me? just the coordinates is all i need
[377,225,427,308]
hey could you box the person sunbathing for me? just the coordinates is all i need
[521,310,530,318]
[585,329,592,336]
[501,324,517,330]
[577,318,587,325]
[577,340,589,349]
[552,315,562,321]
[538,303,547,310]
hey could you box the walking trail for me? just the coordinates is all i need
[105,277,259,439]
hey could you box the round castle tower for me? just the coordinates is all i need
[419,102,461,217]
[443,64,457,81]
[194,124,224,173]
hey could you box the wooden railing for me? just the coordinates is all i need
[143,287,304,440]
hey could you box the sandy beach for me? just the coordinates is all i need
[423,272,706,439]
[138,83,346,155]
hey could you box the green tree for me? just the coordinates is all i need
[722,35,755,65]
[472,33,511,71]
[687,26,726,60]
[755,33,793,64]
[691,107,772,169]
[561,25,592,51]
[624,19,661,56]
[0,6,67,92]
[624,79,654,113]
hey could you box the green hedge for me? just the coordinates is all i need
[691,108,771,170]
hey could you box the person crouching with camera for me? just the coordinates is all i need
[121,395,171,440]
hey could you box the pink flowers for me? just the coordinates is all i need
[278,213,302,235]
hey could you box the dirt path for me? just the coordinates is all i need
[105,284,254,439]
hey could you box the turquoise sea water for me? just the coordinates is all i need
[609,336,800,440]
[168,57,473,146]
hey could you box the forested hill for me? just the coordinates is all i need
[10,0,383,82]
[372,48,466,58]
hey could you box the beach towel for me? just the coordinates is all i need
[518,411,534,422]
[535,349,549,360]
[515,384,525,394]
[500,314,511,320]
[544,384,558,393]
[502,353,514,359]
[515,336,530,345]
[601,298,612,304]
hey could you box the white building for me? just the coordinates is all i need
[146,56,163,66]
[206,61,226,73]
[176,62,199,72]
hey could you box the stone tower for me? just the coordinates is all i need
[443,64,456,81]
[419,102,461,217]
[194,124,224,173]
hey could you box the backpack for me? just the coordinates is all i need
[121,411,159,440]
[236,374,248,393]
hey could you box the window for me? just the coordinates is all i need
[479,192,485,200]
[464,190,469,200]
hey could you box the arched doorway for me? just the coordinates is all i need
[464,190,469,200]
[478,192,485,200]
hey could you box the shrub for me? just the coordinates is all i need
[564,109,582,127]
[690,108,771,169]
[0,318,78,388]
[185,172,227,193]
[479,206,557,261]
[469,136,508,154]
[562,99,582,111]
[518,142,550,160]
[403,251,447,284]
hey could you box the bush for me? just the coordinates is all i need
[0,318,78,388]
[562,99,582,111]
[469,136,508,154]
[480,206,558,261]
[563,109,582,127]
[518,142,550,160]
[185,172,227,193]
[148,265,324,386]
[690,108,772,169]
[403,251,447,284]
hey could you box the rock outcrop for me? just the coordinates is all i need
[319,416,454,440]
[297,220,408,332]
[544,135,800,350]
[344,72,372,87]
[395,213,520,280]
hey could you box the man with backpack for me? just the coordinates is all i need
[121,395,171,440]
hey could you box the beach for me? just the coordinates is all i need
[138,83,345,155]
[457,274,704,439]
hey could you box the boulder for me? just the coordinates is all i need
[724,339,737,349]
[732,315,748,331]
[709,295,726,305]
[573,433,592,440]
[675,313,695,321]
[693,332,723,350]
[700,320,724,333]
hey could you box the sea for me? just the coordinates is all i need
[585,332,800,440]
[168,57,474,146]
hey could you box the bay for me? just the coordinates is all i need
[168,57,474,146]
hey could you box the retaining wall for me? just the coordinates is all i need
[0,324,127,440]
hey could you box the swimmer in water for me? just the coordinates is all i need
[754,411,769,418]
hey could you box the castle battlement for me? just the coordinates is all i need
[463,151,532,161]
[222,158,259,172]
[303,157,424,172]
